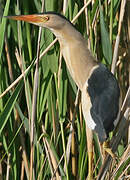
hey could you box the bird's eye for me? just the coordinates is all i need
[44,16,49,21]
[40,15,49,22]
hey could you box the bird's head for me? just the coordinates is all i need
[5,12,68,31]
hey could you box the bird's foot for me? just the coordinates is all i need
[103,141,118,159]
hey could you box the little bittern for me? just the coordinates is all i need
[6,12,120,179]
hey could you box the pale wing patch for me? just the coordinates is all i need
[82,82,96,130]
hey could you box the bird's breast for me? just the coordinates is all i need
[62,46,76,79]
[62,45,84,89]
[57,33,98,90]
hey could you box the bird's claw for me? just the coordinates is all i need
[103,141,118,160]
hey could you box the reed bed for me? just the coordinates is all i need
[0,0,129,179]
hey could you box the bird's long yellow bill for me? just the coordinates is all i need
[5,14,47,23]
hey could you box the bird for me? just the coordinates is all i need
[5,12,120,179]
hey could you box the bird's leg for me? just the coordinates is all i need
[86,125,93,180]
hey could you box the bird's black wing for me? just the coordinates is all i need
[87,64,120,142]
